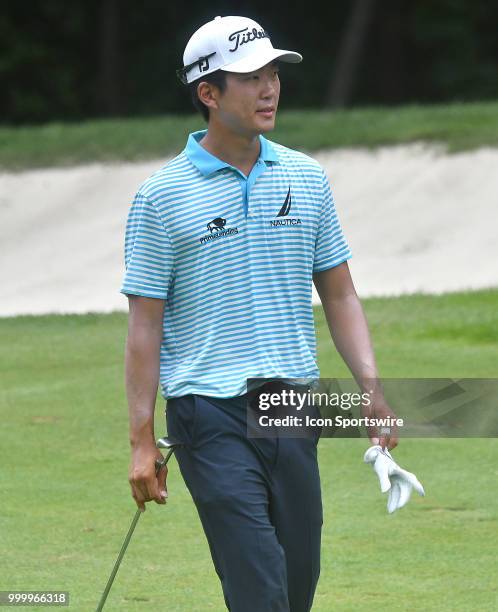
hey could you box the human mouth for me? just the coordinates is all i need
[256,107,275,118]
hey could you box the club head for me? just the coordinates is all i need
[156,436,183,450]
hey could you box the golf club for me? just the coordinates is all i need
[95,436,183,611]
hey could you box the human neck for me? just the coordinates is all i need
[199,122,261,176]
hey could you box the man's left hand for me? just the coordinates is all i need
[361,391,399,450]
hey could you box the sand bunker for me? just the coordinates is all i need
[1,144,497,317]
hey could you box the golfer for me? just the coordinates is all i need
[121,15,398,611]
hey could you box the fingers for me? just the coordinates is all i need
[130,478,153,512]
[396,480,412,510]
[373,456,391,493]
[387,481,401,514]
[363,446,380,464]
[379,433,398,451]
[148,470,167,505]
[414,478,425,497]
[129,460,168,511]
[369,428,395,449]
[363,395,400,450]
[366,421,379,446]
[130,484,146,512]
[130,478,166,510]
[404,470,425,497]
[147,465,167,505]
[157,464,169,503]
[386,471,424,513]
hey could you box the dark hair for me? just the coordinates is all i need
[188,70,228,122]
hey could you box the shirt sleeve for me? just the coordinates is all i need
[313,169,352,273]
[120,191,174,299]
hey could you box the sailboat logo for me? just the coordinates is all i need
[271,187,301,226]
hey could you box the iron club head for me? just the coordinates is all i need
[156,436,183,450]
[155,436,184,473]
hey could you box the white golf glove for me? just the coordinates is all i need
[364,445,425,514]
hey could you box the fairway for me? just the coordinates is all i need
[1,290,497,611]
[1,101,498,171]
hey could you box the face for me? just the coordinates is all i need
[202,61,281,136]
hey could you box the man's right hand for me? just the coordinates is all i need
[128,442,168,512]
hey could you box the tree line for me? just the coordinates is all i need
[1,0,497,124]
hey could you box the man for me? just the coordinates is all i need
[121,15,398,612]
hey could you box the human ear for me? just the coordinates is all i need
[197,82,220,111]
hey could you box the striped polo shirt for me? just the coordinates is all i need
[120,129,352,398]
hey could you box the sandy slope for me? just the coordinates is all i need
[1,144,497,317]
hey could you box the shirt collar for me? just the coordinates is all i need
[185,129,279,177]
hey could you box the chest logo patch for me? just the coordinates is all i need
[200,216,239,244]
[270,187,302,226]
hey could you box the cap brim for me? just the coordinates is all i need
[220,48,302,74]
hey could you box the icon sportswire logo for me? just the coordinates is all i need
[200,217,239,244]
[270,187,302,226]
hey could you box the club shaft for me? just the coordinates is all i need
[95,446,178,611]
[95,508,142,611]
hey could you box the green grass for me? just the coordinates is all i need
[1,289,497,610]
[1,101,498,171]
[315,289,498,378]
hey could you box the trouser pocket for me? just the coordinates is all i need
[165,395,198,448]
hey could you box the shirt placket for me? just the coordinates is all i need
[246,160,269,220]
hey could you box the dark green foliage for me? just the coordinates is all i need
[1,1,497,124]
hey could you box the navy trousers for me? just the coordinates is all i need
[165,390,323,612]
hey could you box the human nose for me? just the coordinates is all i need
[261,75,278,99]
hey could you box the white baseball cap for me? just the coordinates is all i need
[178,15,302,84]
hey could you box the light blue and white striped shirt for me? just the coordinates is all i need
[120,129,352,398]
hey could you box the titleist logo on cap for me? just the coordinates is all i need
[179,16,301,83]
[228,27,269,52]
